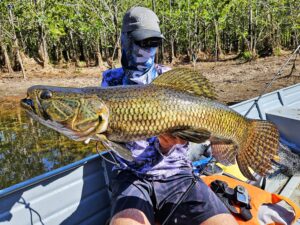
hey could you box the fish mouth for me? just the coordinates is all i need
[26,110,88,141]
[20,97,92,141]
[21,97,51,120]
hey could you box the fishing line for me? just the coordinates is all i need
[96,142,120,167]
[161,176,198,225]
[244,44,300,117]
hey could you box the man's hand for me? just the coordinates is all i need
[158,134,187,154]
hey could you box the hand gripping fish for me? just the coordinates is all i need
[21,68,279,180]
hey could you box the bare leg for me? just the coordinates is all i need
[200,213,238,225]
[110,208,151,225]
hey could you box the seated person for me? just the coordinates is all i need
[101,6,238,225]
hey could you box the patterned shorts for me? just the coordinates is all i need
[110,170,229,225]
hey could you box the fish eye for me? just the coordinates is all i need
[40,90,52,100]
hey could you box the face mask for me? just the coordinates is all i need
[121,33,158,85]
[129,44,156,70]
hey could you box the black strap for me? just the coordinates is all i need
[240,206,253,221]
[261,177,266,190]
[219,195,252,221]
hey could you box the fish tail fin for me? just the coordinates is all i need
[237,120,279,180]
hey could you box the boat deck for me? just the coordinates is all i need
[266,173,300,220]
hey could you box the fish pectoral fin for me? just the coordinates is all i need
[95,134,134,162]
[210,141,238,166]
[172,128,211,143]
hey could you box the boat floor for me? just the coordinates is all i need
[262,173,300,224]
[204,166,300,223]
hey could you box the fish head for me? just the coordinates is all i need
[20,85,109,142]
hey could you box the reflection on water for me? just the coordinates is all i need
[0,103,97,189]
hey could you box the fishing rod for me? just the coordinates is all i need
[244,44,300,117]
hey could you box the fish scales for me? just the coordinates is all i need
[95,85,248,144]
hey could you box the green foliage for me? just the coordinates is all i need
[240,51,253,61]
[0,0,299,67]
[274,47,282,56]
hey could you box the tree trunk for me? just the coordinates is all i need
[56,42,65,65]
[160,15,165,64]
[17,19,27,55]
[117,42,122,65]
[252,3,258,57]
[8,6,26,79]
[65,50,70,63]
[112,1,121,64]
[38,26,49,68]
[34,0,49,68]
[69,31,80,66]
[83,45,90,67]
[16,47,26,79]
[295,30,299,47]
[248,0,254,54]
[203,25,207,52]
[187,0,191,57]
[169,38,175,63]
[95,40,104,68]
[214,20,224,61]
[152,0,156,12]
[1,44,13,74]
[102,33,109,62]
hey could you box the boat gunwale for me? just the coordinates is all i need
[0,153,107,199]
[231,83,300,110]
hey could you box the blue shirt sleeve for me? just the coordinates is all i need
[101,68,125,87]
[101,70,109,87]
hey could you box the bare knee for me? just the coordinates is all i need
[200,213,238,225]
[110,208,151,225]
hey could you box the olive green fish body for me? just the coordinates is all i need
[99,85,247,145]
[21,68,279,180]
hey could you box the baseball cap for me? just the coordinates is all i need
[122,6,164,41]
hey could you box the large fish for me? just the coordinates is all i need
[21,68,279,180]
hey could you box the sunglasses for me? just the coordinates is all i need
[134,38,162,48]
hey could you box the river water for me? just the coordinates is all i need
[0,103,95,189]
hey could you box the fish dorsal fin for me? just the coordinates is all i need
[152,68,216,99]
[172,127,211,143]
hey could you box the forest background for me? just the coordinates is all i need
[0,0,300,105]
[0,0,299,77]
